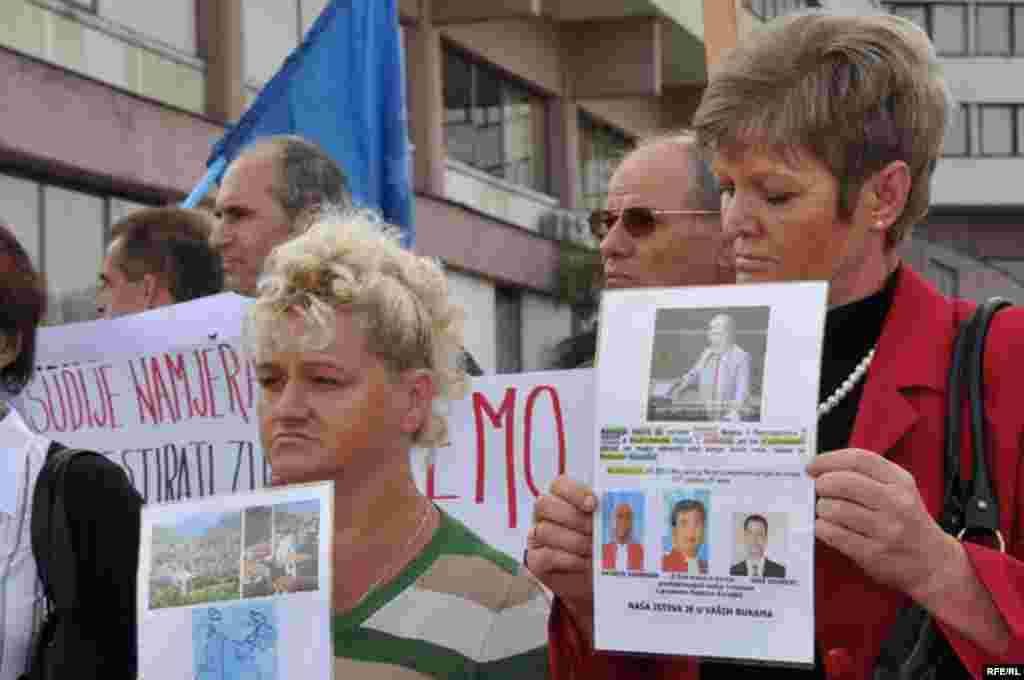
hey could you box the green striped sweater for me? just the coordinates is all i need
[332,510,550,679]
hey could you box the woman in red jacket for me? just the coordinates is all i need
[527,11,1024,680]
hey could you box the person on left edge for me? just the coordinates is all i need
[246,208,549,678]
[96,206,223,318]
[0,221,142,679]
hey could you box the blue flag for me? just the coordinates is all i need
[187,0,414,246]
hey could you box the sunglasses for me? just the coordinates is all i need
[588,207,720,241]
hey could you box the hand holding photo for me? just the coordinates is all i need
[139,482,332,680]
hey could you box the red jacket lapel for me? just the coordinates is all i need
[848,266,955,459]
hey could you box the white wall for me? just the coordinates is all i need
[100,0,198,55]
[932,157,1024,205]
[445,161,558,233]
[446,269,497,374]
[243,0,299,85]
[943,59,1024,102]
[521,292,573,371]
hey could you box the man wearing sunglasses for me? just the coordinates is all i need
[531,133,733,648]
[550,134,731,369]
[591,134,728,290]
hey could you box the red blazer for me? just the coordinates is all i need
[601,543,645,571]
[549,266,1024,680]
[660,551,707,574]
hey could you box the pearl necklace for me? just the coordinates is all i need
[817,346,876,418]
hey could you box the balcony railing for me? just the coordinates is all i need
[746,0,822,22]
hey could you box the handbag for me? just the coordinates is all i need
[872,297,1011,680]
[20,442,106,680]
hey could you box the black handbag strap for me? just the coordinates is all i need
[940,297,1010,548]
[30,442,100,613]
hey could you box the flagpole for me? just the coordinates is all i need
[181,156,229,208]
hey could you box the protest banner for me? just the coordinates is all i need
[17,294,594,558]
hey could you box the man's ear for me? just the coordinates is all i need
[142,273,160,309]
[0,332,23,371]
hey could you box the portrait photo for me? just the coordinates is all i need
[646,306,770,423]
[661,489,711,575]
[730,512,789,579]
[600,491,647,572]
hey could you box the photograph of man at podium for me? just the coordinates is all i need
[647,306,768,422]
[671,314,750,421]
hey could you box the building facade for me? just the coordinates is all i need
[0,0,725,373]
[1,0,1016,375]
[758,0,1024,301]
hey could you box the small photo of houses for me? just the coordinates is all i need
[243,500,320,599]
[150,511,242,610]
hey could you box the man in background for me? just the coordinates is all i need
[96,206,223,318]
[549,133,731,369]
[211,135,352,297]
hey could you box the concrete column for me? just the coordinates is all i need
[199,0,245,124]
[548,98,580,211]
[702,0,740,75]
[406,0,446,197]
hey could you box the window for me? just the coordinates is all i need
[747,0,820,21]
[495,287,522,374]
[885,3,968,55]
[61,0,98,11]
[943,103,970,156]
[578,113,634,211]
[443,47,548,193]
[975,2,1024,55]
[927,259,959,297]
[978,104,1023,156]
[0,171,159,325]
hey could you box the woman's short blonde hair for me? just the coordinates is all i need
[246,208,467,447]
[693,11,951,248]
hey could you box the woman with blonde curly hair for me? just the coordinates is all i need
[246,209,549,678]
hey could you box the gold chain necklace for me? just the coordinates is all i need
[352,497,436,607]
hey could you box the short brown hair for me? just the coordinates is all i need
[111,207,223,303]
[0,222,47,395]
[244,135,352,226]
[693,11,950,247]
